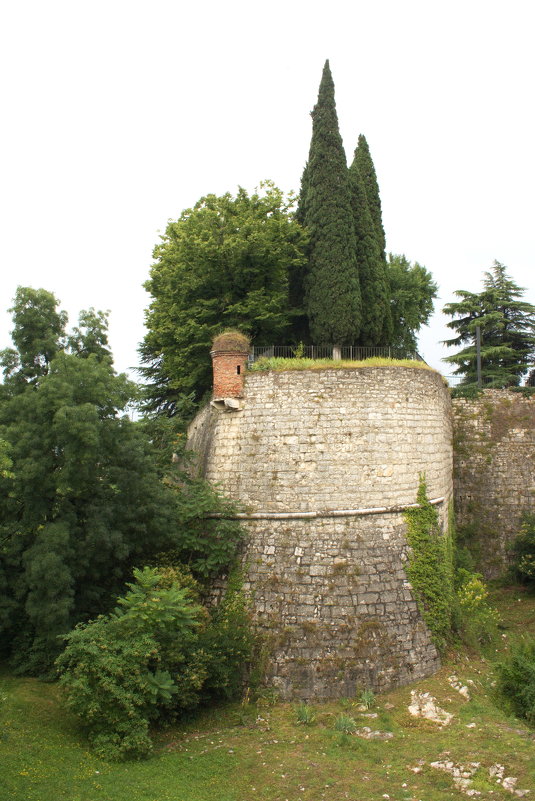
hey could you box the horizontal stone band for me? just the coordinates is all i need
[206,496,445,520]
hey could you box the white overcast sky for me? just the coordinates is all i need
[1,0,533,380]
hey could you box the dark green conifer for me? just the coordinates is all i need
[443,261,535,385]
[353,134,386,259]
[290,163,311,341]
[348,155,392,346]
[297,60,361,345]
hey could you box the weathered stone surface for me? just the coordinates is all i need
[452,390,535,578]
[188,366,453,699]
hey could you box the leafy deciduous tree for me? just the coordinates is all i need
[140,182,307,415]
[0,287,67,385]
[0,290,244,674]
[67,307,112,362]
[386,254,438,351]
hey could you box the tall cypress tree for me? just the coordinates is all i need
[353,134,386,259]
[348,153,392,346]
[290,162,311,341]
[297,60,361,346]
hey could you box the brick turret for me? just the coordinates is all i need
[210,331,250,399]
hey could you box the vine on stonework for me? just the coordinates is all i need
[403,476,454,651]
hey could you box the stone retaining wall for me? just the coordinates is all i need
[452,390,535,577]
[188,365,453,698]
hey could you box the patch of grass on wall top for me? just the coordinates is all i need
[249,357,436,373]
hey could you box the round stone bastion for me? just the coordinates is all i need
[187,365,453,699]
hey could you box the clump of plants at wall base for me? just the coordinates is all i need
[495,637,535,725]
[404,480,500,651]
[56,566,253,760]
[403,479,455,650]
[455,569,500,648]
[510,514,535,587]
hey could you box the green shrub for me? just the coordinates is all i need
[56,620,160,759]
[450,384,483,399]
[56,568,204,759]
[495,637,535,724]
[57,566,253,759]
[199,570,254,701]
[510,515,535,587]
[455,569,500,647]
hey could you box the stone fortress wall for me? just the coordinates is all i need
[188,361,453,699]
[452,390,535,578]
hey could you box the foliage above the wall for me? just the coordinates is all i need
[296,60,362,347]
[386,254,438,351]
[140,182,307,415]
[443,261,535,387]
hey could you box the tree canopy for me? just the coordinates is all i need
[0,289,244,674]
[0,287,68,385]
[138,61,439,411]
[140,182,307,415]
[443,261,535,385]
[387,254,438,351]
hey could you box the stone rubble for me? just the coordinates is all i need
[430,760,481,795]
[354,726,394,740]
[408,691,453,725]
[427,759,530,797]
[448,674,471,700]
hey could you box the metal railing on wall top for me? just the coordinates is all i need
[248,345,425,364]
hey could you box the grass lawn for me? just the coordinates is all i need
[2,586,535,801]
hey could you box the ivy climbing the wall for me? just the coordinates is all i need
[403,477,455,651]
